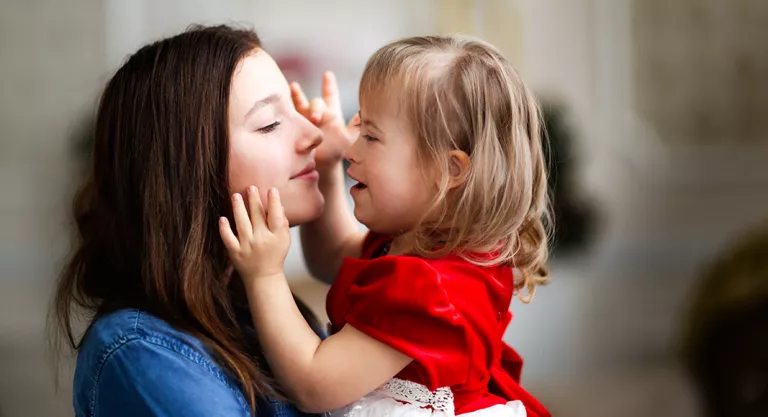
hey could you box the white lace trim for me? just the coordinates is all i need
[380,378,455,414]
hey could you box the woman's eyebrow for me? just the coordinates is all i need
[244,93,280,119]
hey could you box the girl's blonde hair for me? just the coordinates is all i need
[360,35,551,301]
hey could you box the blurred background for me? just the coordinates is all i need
[2,0,768,416]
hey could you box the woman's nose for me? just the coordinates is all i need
[297,120,322,153]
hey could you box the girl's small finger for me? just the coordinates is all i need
[309,98,326,124]
[247,186,267,232]
[322,71,342,114]
[231,193,253,243]
[290,82,310,116]
[266,188,285,232]
[218,217,240,252]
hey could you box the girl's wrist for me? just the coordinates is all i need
[244,271,286,292]
[316,159,343,175]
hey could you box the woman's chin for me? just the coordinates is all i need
[286,191,325,226]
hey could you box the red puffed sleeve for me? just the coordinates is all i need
[340,255,471,390]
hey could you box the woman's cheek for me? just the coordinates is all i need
[229,146,268,193]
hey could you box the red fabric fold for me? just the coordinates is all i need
[326,232,551,417]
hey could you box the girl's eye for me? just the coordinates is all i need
[258,121,281,133]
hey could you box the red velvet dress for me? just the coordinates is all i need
[326,233,550,417]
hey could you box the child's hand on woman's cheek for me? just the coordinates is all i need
[219,186,290,283]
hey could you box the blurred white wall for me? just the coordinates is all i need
[506,3,768,416]
[0,2,105,415]
[104,0,439,127]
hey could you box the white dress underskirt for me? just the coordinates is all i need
[328,378,526,417]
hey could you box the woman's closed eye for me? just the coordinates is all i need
[257,121,281,134]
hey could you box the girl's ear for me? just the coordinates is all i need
[447,150,470,189]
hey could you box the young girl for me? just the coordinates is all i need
[219,36,551,417]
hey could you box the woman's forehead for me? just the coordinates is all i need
[229,51,289,120]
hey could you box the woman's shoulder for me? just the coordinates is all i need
[76,308,224,382]
[79,308,196,351]
[73,309,251,416]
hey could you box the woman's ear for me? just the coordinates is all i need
[447,150,470,189]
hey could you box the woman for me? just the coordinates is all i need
[50,25,352,417]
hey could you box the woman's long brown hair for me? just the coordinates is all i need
[50,25,298,410]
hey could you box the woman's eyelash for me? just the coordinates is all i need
[258,121,281,133]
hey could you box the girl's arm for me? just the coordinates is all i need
[247,271,411,413]
[293,73,365,283]
[220,187,410,413]
[299,161,364,284]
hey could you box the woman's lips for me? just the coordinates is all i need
[291,162,319,180]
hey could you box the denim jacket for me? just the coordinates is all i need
[73,308,317,417]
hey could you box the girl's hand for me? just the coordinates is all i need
[291,72,360,171]
[219,186,290,281]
